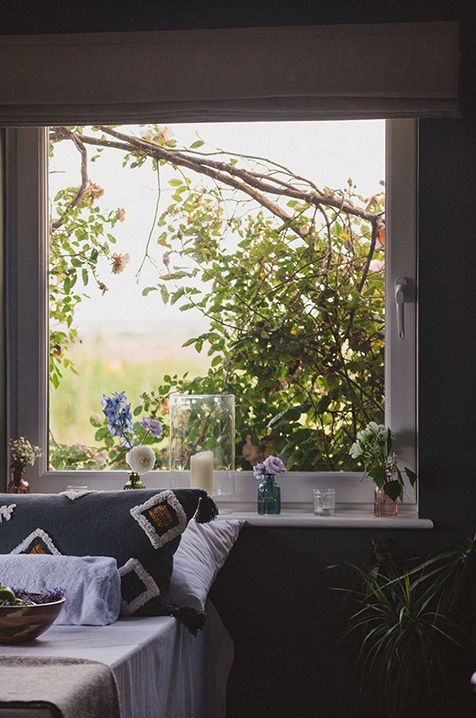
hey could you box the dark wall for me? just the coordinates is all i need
[3,2,475,716]
[0,0,469,33]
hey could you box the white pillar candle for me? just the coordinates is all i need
[190,450,214,494]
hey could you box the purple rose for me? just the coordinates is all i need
[141,417,163,439]
[253,463,265,480]
[263,455,285,476]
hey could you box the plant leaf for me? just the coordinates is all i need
[405,467,417,486]
[384,479,402,502]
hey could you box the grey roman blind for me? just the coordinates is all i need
[0,22,460,125]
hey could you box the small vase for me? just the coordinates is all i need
[123,472,145,490]
[374,487,398,517]
[257,474,281,515]
[7,470,30,494]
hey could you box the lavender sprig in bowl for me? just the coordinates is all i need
[0,584,65,643]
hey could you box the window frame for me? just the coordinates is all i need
[5,119,418,512]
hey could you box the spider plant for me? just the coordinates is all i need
[341,536,475,718]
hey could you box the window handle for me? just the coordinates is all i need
[395,277,407,340]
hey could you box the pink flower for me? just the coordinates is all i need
[369,259,385,273]
[85,181,104,199]
[116,208,126,222]
[141,126,173,146]
[111,253,130,275]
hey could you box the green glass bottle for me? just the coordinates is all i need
[257,474,281,515]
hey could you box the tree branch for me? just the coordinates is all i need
[54,126,382,242]
[50,128,90,231]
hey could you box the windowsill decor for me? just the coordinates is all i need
[7,436,42,495]
[169,394,235,474]
[254,456,285,515]
[101,392,163,489]
[349,422,416,517]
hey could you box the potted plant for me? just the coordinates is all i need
[349,422,416,516]
[339,537,475,718]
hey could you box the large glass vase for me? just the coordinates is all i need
[169,394,235,473]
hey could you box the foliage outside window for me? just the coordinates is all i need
[48,123,385,472]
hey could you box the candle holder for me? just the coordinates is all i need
[169,394,235,480]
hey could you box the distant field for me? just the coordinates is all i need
[50,350,210,446]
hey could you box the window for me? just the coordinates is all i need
[6,119,417,509]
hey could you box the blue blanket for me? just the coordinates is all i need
[0,554,121,625]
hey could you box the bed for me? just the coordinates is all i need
[0,599,233,718]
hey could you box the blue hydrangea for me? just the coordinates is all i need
[101,392,134,438]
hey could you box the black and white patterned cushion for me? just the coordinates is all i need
[0,489,214,616]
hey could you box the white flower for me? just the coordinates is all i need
[9,436,41,471]
[126,445,156,474]
[349,442,361,459]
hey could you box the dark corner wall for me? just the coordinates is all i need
[2,1,475,716]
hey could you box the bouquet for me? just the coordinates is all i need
[101,391,163,484]
[9,436,42,473]
[253,455,286,480]
[349,422,416,501]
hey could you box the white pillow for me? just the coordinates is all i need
[169,519,244,612]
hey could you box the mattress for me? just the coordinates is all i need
[0,600,233,718]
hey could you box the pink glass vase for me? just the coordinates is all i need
[7,470,30,494]
[374,487,398,517]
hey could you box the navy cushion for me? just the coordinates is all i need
[0,489,211,616]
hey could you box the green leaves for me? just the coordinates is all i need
[368,466,386,489]
[383,479,402,502]
[170,287,185,304]
[340,537,475,716]
[405,467,417,487]
[49,123,386,472]
[159,285,169,304]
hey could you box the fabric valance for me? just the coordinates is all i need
[0,22,460,125]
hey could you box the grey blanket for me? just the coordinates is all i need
[0,656,121,718]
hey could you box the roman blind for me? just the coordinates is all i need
[0,22,459,125]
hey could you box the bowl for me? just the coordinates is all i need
[0,598,65,643]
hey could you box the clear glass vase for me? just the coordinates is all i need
[169,394,235,473]
[374,487,398,517]
[257,474,281,515]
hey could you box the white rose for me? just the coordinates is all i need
[126,445,156,474]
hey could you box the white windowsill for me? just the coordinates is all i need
[216,510,433,529]
[28,472,427,527]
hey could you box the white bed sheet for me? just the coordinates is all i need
[0,600,233,718]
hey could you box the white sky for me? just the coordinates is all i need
[49,120,385,360]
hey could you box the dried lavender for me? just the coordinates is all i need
[0,586,64,606]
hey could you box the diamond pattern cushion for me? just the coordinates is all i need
[0,489,213,617]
